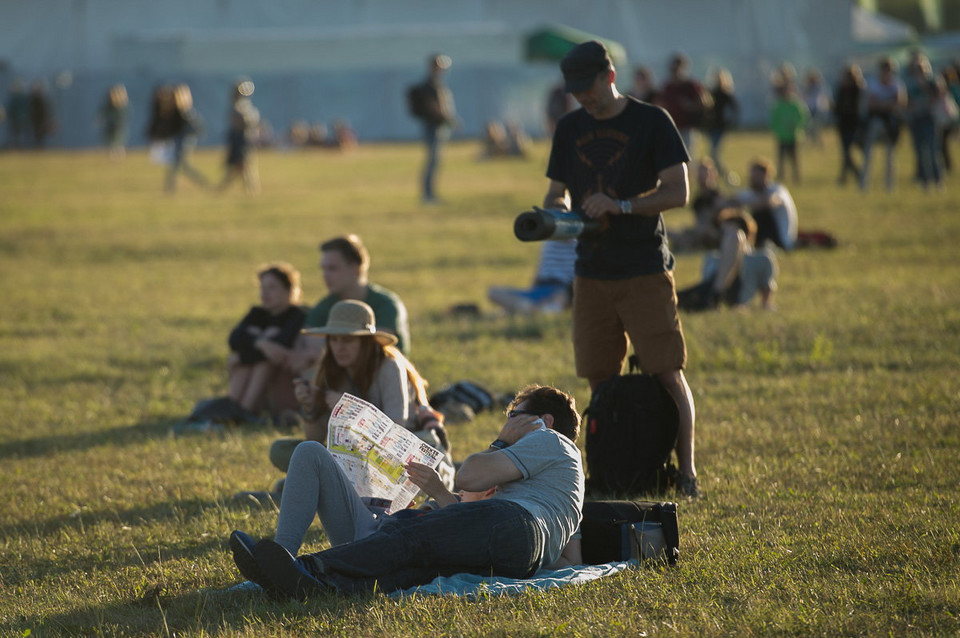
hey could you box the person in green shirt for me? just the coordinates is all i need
[289,235,410,374]
[769,83,809,184]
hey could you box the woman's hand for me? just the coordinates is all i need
[294,377,316,415]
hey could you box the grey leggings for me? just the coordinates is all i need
[274,441,385,554]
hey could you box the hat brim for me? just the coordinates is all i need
[302,326,398,347]
[563,74,598,94]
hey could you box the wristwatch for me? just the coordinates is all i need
[489,439,510,450]
[619,199,633,215]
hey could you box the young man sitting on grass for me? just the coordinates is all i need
[229,384,585,598]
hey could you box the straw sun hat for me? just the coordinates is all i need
[302,299,397,346]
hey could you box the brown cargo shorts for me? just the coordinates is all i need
[573,272,687,380]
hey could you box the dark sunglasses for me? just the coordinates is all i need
[507,409,542,418]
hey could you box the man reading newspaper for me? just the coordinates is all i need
[229,385,584,598]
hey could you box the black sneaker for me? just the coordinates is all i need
[229,530,275,592]
[678,474,702,499]
[253,539,333,600]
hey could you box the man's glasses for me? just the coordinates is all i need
[507,409,542,418]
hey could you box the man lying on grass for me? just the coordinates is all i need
[229,384,584,598]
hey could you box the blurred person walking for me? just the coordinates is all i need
[658,52,711,159]
[833,63,866,186]
[903,51,943,191]
[802,68,832,148]
[4,78,29,148]
[28,80,55,148]
[219,79,261,194]
[859,57,906,192]
[99,84,129,160]
[704,67,739,182]
[407,54,457,204]
[769,82,808,184]
[147,84,209,193]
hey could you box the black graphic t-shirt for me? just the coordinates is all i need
[546,98,689,279]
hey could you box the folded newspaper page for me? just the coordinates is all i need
[327,393,445,514]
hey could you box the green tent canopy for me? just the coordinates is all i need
[524,24,628,69]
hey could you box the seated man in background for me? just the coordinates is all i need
[288,234,411,373]
[488,239,576,315]
[726,158,797,251]
[677,209,778,311]
[230,384,584,598]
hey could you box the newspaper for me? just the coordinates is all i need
[326,393,445,514]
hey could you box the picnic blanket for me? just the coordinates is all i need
[221,561,634,599]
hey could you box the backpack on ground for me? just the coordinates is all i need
[580,500,680,566]
[429,380,502,423]
[584,356,680,495]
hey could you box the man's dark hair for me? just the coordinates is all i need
[509,385,580,442]
[320,235,369,270]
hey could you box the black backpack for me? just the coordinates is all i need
[428,380,500,424]
[584,356,680,495]
[580,500,679,566]
[406,82,430,121]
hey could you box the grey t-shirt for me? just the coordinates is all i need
[494,428,585,568]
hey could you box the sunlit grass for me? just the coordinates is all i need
[1,132,958,636]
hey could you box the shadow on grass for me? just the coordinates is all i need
[5,581,382,637]
[423,309,571,342]
[0,410,280,463]
[0,418,179,462]
[0,497,237,583]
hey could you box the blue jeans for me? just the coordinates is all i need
[302,499,544,593]
[422,124,448,200]
[909,115,942,186]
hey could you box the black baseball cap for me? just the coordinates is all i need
[561,41,613,93]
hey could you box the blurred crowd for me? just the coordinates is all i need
[2,47,958,197]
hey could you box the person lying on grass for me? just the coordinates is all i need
[229,384,584,598]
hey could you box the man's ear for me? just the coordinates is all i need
[542,414,555,429]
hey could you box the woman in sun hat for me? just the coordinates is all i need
[298,299,432,439]
[267,300,448,473]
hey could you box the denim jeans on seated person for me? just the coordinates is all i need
[300,499,544,594]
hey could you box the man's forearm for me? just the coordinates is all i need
[629,179,688,217]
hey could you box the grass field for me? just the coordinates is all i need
[1,131,958,637]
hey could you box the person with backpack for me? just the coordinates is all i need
[543,41,700,498]
[407,53,457,204]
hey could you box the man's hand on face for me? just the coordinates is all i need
[496,411,546,446]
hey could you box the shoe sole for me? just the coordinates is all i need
[254,539,328,600]
[229,531,275,592]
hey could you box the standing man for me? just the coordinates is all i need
[658,52,711,160]
[543,41,700,497]
[410,53,457,204]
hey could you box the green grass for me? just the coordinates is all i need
[1,132,958,636]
